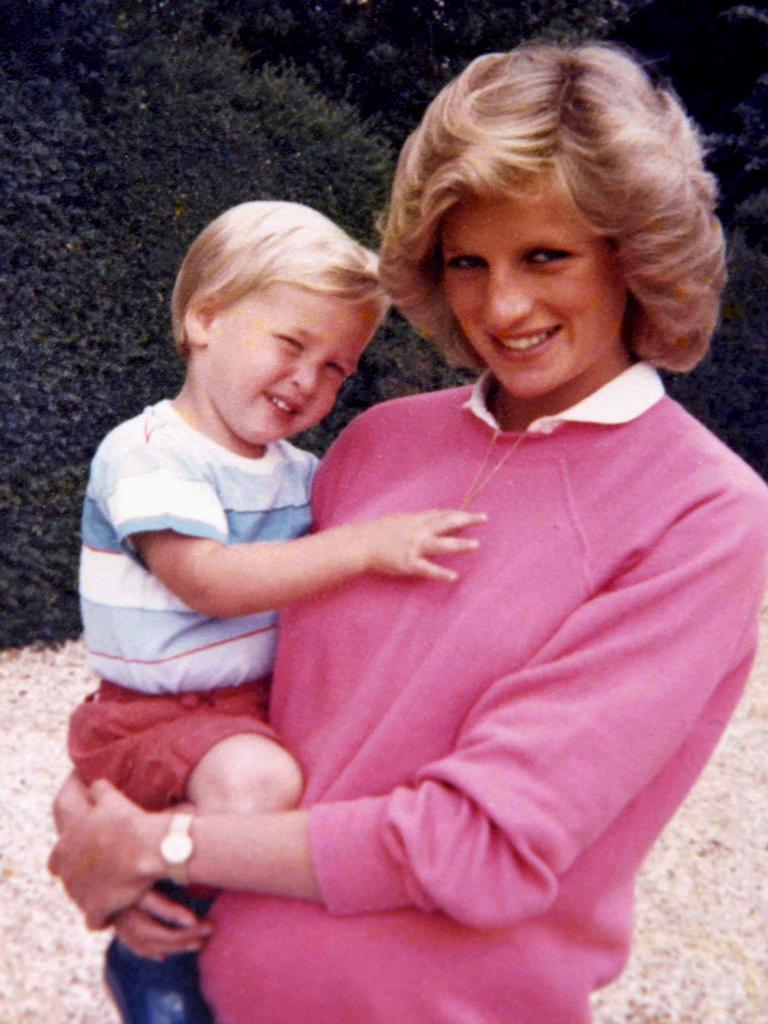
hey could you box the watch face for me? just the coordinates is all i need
[161,832,193,865]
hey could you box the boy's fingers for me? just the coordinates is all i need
[429,537,480,553]
[431,510,487,532]
[413,558,458,582]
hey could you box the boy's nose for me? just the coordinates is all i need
[290,361,320,396]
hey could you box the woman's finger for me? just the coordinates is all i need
[137,888,202,929]
[52,773,94,834]
[89,777,131,807]
[114,907,209,959]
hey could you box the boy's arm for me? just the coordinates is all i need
[133,509,485,618]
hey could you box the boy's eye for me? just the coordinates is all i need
[278,336,303,352]
[326,362,348,378]
[527,248,569,265]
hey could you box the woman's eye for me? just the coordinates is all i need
[527,248,569,265]
[443,254,485,271]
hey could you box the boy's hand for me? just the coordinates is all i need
[362,509,486,582]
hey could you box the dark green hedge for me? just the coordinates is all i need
[664,201,768,475]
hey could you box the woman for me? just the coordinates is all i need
[50,41,768,1024]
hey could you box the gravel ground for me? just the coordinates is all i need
[1,609,766,1024]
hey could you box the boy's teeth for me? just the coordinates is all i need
[498,329,555,351]
[269,396,292,413]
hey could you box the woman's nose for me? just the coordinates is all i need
[483,272,534,334]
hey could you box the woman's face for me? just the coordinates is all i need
[440,184,630,431]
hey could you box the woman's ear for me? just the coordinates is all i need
[183,298,218,350]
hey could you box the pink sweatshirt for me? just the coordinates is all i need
[203,368,768,1024]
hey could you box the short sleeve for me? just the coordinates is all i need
[84,417,229,554]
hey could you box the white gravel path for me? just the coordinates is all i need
[1,609,766,1023]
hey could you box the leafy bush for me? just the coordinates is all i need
[0,467,86,646]
[665,197,768,480]
[133,0,646,144]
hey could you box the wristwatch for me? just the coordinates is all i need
[159,811,194,885]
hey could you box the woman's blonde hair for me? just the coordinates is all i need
[172,201,388,357]
[379,42,726,372]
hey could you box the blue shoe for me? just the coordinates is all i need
[105,882,215,1024]
[105,939,215,1024]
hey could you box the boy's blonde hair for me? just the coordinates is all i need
[379,42,726,372]
[172,201,388,357]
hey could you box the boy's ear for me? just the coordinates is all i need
[184,299,218,349]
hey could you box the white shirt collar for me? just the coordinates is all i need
[462,362,665,435]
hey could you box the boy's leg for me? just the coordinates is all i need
[106,734,302,1024]
[186,732,303,813]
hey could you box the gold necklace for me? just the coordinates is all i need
[460,429,527,510]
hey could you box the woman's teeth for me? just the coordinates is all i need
[497,327,557,351]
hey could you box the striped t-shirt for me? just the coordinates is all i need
[80,400,318,694]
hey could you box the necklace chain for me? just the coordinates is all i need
[460,430,527,510]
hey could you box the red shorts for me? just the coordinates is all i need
[68,678,277,810]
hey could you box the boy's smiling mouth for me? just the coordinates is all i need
[267,394,296,414]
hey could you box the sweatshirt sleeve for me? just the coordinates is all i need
[309,481,768,928]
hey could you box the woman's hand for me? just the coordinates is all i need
[52,771,92,834]
[112,890,213,960]
[48,778,167,929]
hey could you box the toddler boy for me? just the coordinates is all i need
[70,200,481,854]
[68,201,482,1023]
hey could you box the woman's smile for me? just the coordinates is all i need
[494,325,561,353]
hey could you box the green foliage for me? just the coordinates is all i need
[664,196,768,480]
[611,0,768,216]
[0,0,122,97]
[0,466,86,649]
[123,0,647,143]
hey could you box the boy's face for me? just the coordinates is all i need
[181,283,380,457]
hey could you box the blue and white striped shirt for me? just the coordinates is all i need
[80,400,318,694]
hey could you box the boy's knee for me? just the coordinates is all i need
[188,734,303,814]
[241,740,303,812]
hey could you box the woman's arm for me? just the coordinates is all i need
[305,485,768,928]
[49,778,320,930]
[52,774,211,955]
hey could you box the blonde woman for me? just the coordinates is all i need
[51,42,768,1024]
